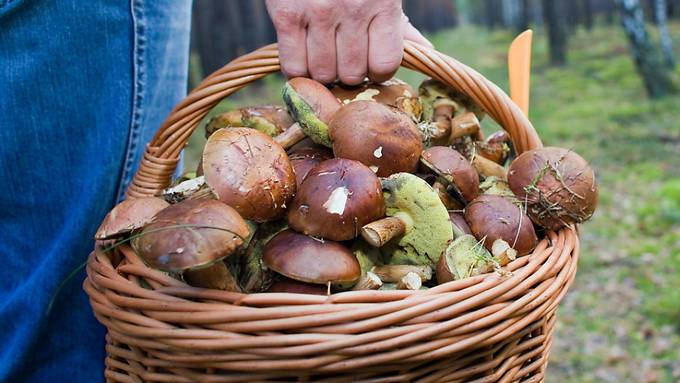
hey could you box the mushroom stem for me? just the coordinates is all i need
[273,122,306,149]
[371,265,432,283]
[472,155,507,179]
[361,217,406,247]
[449,112,481,141]
[351,271,383,290]
[430,103,456,142]
[184,261,242,292]
[491,239,517,267]
[396,272,422,290]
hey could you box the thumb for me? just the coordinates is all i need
[402,16,433,48]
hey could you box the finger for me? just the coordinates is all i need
[307,21,338,84]
[336,21,369,85]
[367,9,403,83]
[267,2,308,78]
[403,19,433,48]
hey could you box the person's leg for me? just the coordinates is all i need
[0,1,191,381]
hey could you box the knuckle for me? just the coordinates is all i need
[370,59,400,77]
[272,6,304,30]
[282,63,307,78]
[340,73,366,86]
[312,72,336,84]
[310,1,335,24]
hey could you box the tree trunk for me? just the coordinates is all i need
[655,0,676,68]
[583,0,594,30]
[618,0,677,98]
[542,0,568,65]
[566,0,582,31]
[518,0,531,31]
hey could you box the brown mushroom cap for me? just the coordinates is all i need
[288,158,385,241]
[507,147,598,230]
[267,276,328,295]
[464,194,537,256]
[202,127,296,222]
[288,142,333,188]
[262,230,360,287]
[330,78,416,107]
[133,199,251,272]
[95,197,169,240]
[420,146,480,203]
[330,100,423,177]
[287,77,341,124]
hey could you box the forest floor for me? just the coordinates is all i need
[185,22,680,382]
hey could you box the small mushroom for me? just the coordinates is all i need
[507,147,598,231]
[263,230,361,290]
[361,173,453,267]
[330,100,423,177]
[464,194,538,256]
[202,128,296,222]
[436,234,495,283]
[449,112,484,159]
[288,158,385,241]
[351,271,383,291]
[370,265,432,283]
[95,197,169,240]
[420,146,480,204]
[474,130,512,165]
[287,141,333,188]
[132,199,251,291]
[161,176,216,204]
[282,77,341,147]
[491,238,518,267]
[419,78,486,122]
[396,272,422,290]
[267,276,328,295]
[205,104,294,138]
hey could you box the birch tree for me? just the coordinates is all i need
[618,0,676,97]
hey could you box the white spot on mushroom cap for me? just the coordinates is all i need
[323,187,349,215]
[354,88,380,101]
[373,146,383,158]
[369,165,380,173]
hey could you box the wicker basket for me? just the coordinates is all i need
[85,42,579,383]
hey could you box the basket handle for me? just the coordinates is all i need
[126,42,542,198]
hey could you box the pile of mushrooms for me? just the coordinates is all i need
[96,76,598,294]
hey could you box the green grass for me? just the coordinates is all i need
[184,21,680,382]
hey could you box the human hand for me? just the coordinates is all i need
[265,0,432,85]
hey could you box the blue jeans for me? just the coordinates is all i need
[0,1,191,381]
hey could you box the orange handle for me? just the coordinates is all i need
[508,30,533,117]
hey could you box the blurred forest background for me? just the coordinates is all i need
[186,1,680,382]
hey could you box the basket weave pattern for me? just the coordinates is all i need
[85,43,580,382]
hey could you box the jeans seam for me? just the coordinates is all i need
[115,0,146,202]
